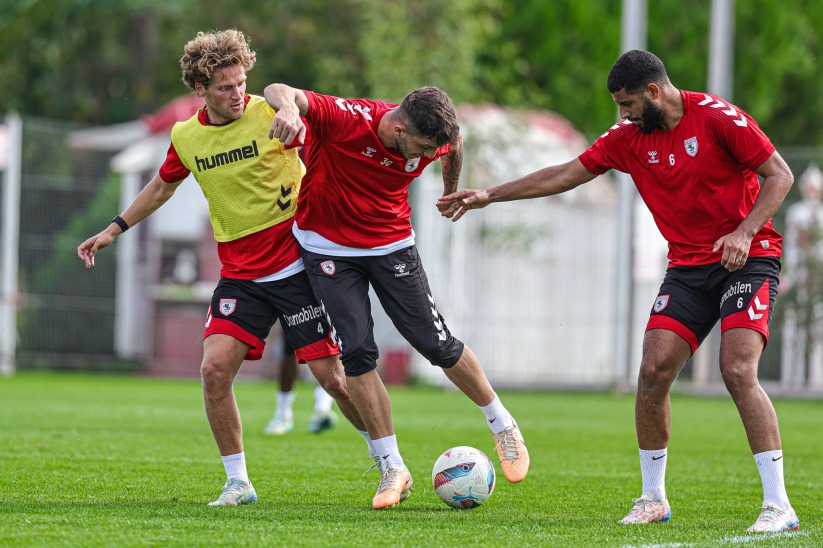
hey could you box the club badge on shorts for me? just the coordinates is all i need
[219,298,237,316]
[321,260,336,276]
[653,294,670,312]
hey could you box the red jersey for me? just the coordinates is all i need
[296,90,451,249]
[158,95,303,279]
[578,90,781,267]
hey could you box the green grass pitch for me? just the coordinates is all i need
[0,372,819,546]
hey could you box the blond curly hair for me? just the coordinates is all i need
[180,29,256,91]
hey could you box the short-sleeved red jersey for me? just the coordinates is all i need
[295,90,450,249]
[579,90,781,267]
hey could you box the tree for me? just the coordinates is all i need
[1,0,820,145]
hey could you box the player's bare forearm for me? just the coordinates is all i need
[437,158,595,221]
[77,175,180,268]
[738,151,794,239]
[264,84,308,145]
[264,84,308,115]
[440,135,463,196]
[712,151,794,271]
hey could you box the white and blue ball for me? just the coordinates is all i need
[431,446,495,509]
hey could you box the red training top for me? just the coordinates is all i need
[579,90,781,267]
[295,90,451,249]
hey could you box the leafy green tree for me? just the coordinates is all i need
[475,0,823,145]
[2,0,821,144]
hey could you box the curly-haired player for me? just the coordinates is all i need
[77,29,371,507]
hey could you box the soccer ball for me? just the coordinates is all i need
[431,446,495,509]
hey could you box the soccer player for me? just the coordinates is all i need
[437,50,798,533]
[77,29,373,507]
[264,84,530,509]
[264,334,339,435]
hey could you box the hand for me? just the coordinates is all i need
[268,103,305,146]
[713,230,752,272]
[436,189,490,222]
[77,231,115,269]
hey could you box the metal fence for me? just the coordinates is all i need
[2,111,823,396]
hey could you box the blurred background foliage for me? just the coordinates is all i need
[1,0,821,144]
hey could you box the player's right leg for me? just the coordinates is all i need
[203,278,279,506]
[619,328,690,523]
[620,268,717,523]
[201,334,258,506]
[299,249,411,508]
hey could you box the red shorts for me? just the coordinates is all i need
[646,257,780,353]
[204,272,338,362]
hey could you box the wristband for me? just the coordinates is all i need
[111,215,129,232]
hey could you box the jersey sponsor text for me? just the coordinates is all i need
[195,140,259,172]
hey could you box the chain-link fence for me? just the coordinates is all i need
[1,114,132,370]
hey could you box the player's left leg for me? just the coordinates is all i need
[305,354,357,434]
[717,258,799,532]
[368,245,529,483]
[442,346,530,483]
[719,328,799,532]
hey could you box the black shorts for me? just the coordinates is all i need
[204,272,337,362]
[300,245,465,376]
[647,257,781,353]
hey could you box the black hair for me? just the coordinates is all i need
[396,87,460,147]
[607,50,668,94]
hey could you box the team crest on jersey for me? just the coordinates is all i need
[405,158,421,172]
[653,294,670,313]
[684,136,698,157]
[321,260,336,276]
[219,298,237,316]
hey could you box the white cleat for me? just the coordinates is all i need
[747,501,799,532]
[208,479,258,506]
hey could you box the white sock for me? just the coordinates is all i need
[372,434,404,470]
[639,448,668,502]
[478,395,513,434]
[313,384,334,414]
[221,452,250,485]
[754,450,791,508]
[359,430,376,457]
[276,391,295,420]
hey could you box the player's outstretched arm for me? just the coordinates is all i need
[437,158,596,222]
[264,84,309,146]
[77,175,181,268]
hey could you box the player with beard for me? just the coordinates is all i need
[264,84,530,510]
[437,50,798,532]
